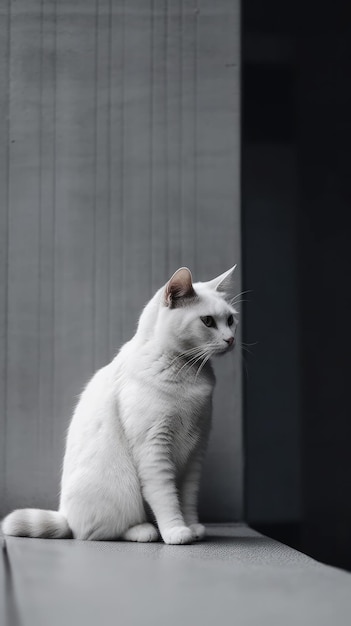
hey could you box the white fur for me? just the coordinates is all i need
[2,267,238,544]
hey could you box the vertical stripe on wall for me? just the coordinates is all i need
[0,0,241,522]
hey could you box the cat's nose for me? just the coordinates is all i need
[224,337,234,346]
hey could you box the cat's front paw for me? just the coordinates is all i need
[162,526,194,545]
[189,523,206,541]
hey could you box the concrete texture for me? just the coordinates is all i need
[1,525,351,626]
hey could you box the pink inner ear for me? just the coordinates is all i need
[165,267,194,304]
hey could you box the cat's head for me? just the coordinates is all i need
[145,266,239,358]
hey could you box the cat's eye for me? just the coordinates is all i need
[201,315,216,328]
[227,314,234,327]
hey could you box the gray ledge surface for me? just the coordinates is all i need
[1,524,351,626]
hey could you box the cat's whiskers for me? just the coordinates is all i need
[231,289,252,303]
[195,350,215,381]
[169,342,217,367]
[185,352,212,378]
[229,290,253,310]
[229,299,247,306]
[239,345,252,355]
[238,340,257,356]
[169,345,208,367]
[174,349,209,379]
[181,343,219,379]
[238,350,249,380]
[174,343,218,379]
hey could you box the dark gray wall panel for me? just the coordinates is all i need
[0,0,241,521]
[244,144,301,524]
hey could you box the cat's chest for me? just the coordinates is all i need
[161,384,212,465]
[170,409,207,468]
[163,379,212,428]
[122,378,212,463]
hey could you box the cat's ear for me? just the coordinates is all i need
[207,265,237,300]
[164,267,196,308]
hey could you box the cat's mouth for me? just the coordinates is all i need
[216,343,235,356]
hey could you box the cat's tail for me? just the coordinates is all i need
[1,508,72,539]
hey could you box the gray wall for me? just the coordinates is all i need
[0,0,242,522]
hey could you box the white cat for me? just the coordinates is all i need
[2,266,238,544]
